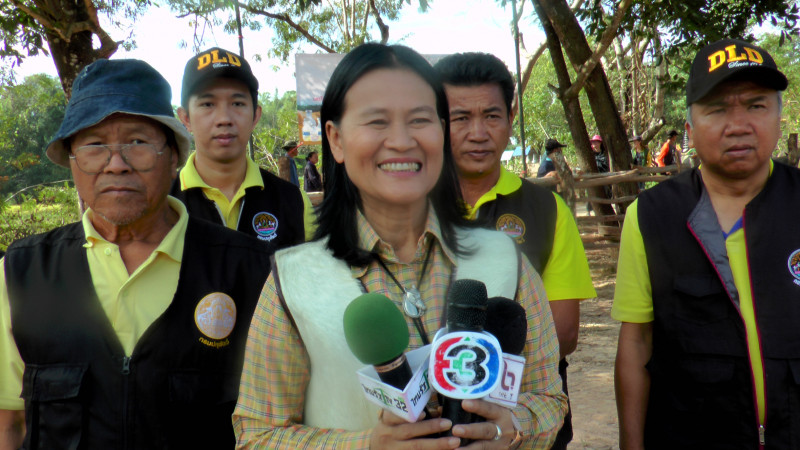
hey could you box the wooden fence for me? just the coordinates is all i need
[526,164,681,249]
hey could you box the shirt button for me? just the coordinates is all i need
[104,248,112,256]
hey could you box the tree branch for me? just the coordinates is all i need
[238,1,336,53]
[81,0,118,58]
[563,0,632,99]
[369,0,390,44]
[11,0,60,39]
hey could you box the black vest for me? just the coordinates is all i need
[475,179,556,274]
[170,167,305,255]
[638,163,800,449]
[5,218,270,450]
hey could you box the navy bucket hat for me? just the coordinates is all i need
[46,59,191,168]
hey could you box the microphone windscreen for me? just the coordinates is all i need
[446,279,488,331]
[343,293,409,366]
[485,297,527,355]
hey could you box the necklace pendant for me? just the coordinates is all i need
[403,287,425,318]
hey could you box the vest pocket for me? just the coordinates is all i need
[22,363,87,450]
[672,274,730,325]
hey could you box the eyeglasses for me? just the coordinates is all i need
[69,143,166,175]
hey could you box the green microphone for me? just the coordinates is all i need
[343,293,412,389]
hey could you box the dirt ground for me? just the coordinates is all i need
[567,245,621,449]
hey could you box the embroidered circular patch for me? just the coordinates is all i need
[252,212,279,241]
[194,292,237,340]
[788,249,800,281]
[496,213,526,244]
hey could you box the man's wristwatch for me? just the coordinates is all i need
[508,413,525,449]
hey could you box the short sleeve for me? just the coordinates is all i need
[611,201,654,323]
[540,194,597,301]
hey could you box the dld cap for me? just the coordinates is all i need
[181,47,258,107]
[686,39,787,106]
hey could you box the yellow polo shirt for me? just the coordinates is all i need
[468,167,597,302]
[179,152,316,240]
[0,197,187,410]
[612,200,766,425]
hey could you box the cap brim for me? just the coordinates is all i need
[688,66,788,105]
[46,113,192,168]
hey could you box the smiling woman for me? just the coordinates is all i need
[233,43,567,449]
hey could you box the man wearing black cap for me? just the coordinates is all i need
[172,47,314,251]
[613,39,797,448]
[537,138,567,179]
[0,59,271,448]
[435,52,596,449]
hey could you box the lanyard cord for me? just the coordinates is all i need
[373,243,434,345]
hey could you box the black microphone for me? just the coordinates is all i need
[485,296,527,356]
[470,297,528,424]
[440,279,489,443]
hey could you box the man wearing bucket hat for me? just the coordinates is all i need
[171,47,314,248]
[613,39,798,448]
[0,59,271,449]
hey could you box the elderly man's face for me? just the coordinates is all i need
[69,114,178,228]
[688,80,781,182]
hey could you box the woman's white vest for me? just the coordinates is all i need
[274,227,520,431]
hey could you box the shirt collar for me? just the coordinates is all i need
[82,196,188,263]
[179,152,264,191]
[467,166,522,219]
[350,204,457,278]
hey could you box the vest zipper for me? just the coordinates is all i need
[122,356,131,449]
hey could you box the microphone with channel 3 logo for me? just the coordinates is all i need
[431,279,503,445]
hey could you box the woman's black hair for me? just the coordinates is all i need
[314,43,472,266]
[305,150,317,163]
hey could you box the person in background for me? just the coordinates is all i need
[630,136,647,168]
[233,43,566,449]
[303,150,323,192]
[0,59,271,449]
[537,139,566,178]
[434,52,595,450]
[655,129,681,169]
[590,134,610,174]
[279,140,301,187]
[630,136,647,191]
[613,39,797,448]
[172,47,314,247]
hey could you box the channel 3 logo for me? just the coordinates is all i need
[430,331,503,399]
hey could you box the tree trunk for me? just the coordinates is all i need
[532,0,615,219]
[45,29,97,99]
[536,0,637,212]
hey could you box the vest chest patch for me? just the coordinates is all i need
[788,249,800,287]
[252,211,279,241]
[195,292,236,347]
[496,213,525,244]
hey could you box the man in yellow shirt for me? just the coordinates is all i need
[172,47,315,249]
[435,52,596,450]
[613,39,795,448]
[0,59,270,449]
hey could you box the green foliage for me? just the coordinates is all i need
[0,1,153,86]
[0,183,79,251]
[167,0,424,62]
[580,0,799,64]
[0,73,70,197]
[758,33,800,143]
[252,90,302,172]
